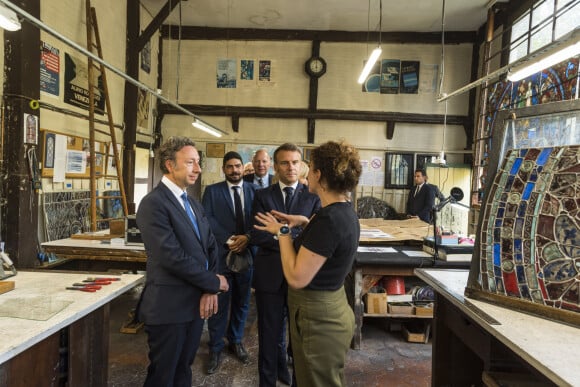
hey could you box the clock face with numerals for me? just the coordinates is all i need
[305,56,327,78]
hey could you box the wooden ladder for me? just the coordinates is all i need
[85,0,128,232]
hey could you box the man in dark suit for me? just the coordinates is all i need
[251,143,321,386]
[406,168,436,223]
[202,151,257,374]
[136,136,229,387]
[243,148,274,188]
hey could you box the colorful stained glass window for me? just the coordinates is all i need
[479,146,580,313]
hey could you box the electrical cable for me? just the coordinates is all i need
[175,0,182,102]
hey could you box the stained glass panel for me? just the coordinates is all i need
[479,146,580,313]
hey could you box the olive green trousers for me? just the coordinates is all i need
[288,286,355,387]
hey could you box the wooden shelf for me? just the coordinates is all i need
[364,312,432,319]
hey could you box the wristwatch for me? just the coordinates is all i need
[273,224,290,240]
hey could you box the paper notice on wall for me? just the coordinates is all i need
[53,134,68,182]
[420,64,439,93]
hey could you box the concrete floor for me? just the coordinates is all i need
[108,285,432,387]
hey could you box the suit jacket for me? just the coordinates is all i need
[406,183,435,223]
[202,181,257,272]
[243,173,274,188]
[136,182,220,325]
[250,183,321,293]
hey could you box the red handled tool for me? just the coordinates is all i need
[82,279,112,285]
[72,283,102,290]
[66,287,96,292]
[85,277,121,282]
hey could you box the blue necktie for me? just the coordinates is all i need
[284,186,294,213]
[181,192,201,240]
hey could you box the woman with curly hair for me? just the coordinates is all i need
[255,140,362,387]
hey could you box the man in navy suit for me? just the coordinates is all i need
[406,168,436,223]
[251,143,321,386]
[202,151,257,374]
[243,148,274,188]
[136,136,229,387]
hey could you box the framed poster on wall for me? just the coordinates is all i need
[384,153,413,188]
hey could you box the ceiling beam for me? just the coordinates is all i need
[160,26,477,44]
[158,103,468,126]
[136,0,185,51]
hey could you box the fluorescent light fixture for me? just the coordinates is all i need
[0,4,21,31]
[507,40,580,82]
[192,118,223,138]
[357,47,382,84]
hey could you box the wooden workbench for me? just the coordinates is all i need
[350,246,470,349]
[0,271,143,386]
[415,269,580,386]
[40,232,147,272]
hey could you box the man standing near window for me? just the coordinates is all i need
[406,168,436,223]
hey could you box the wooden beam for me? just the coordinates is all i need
[386,121,395,139]
[136,0,185,52]
[159,104,468,126]
[160,26,477,44]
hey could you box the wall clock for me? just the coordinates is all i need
[305,56,327,78]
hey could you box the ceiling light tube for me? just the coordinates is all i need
[357,47,382,84]
[507,40,580,82]
[192,118,223,138]
[0,4,20,31]
[0,0,229,137]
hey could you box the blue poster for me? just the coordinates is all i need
[380,59,400,94]
[40,41,59,96]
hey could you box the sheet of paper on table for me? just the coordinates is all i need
[357,246,398,253]
[401,249,432,257]
[359,229,394,239]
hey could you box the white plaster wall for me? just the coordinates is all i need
[319,42,472,115]
[162,40,311,107]
[40,0,127,131]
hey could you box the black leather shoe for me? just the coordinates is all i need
[277,368,292,385]
[228,342,249,364]
[206,351,221,374]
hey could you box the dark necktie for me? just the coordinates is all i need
[181,192,201,240]
[257,177,264,188]
[232,186,245,235]
[414,185,420,197]
[284,186,294,213]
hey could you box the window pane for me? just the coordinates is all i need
[556,0,577,11]
[530,24,553,52]
[510,38,529,62]
[532,0,554,28]
[555,2,580,39]
[510,13,530,63]
[511,12,530,42]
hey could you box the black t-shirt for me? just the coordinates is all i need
[294,202,360,290]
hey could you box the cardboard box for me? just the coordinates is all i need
[414,305,434,317]
[436,234,459,245]
[109,218,125,236]
[365,293,387,315]
[388,303,414,315]
[402,322,426,343]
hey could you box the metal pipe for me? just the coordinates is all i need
[0,0,228,136]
